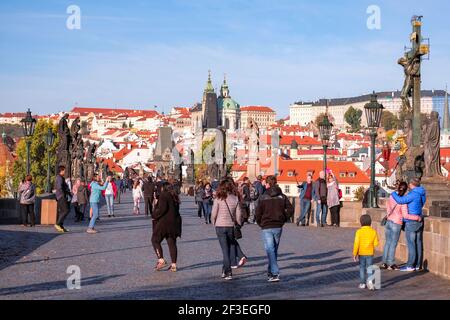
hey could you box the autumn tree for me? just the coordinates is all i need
[12,120,58,195]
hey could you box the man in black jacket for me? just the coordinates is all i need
[142,175,156,216]
[256,175,294,282]
[54,166,71,233]
[313,171,328,227]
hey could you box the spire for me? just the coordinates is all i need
[220,73,229,98]
[444,85,450,132]
[205,70,214,93]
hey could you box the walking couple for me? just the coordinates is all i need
[213,176,294,282]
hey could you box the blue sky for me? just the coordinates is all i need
[0,0,449,117]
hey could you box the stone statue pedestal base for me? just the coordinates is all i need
[421,177,450,218]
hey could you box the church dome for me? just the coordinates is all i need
[218,97,240,111]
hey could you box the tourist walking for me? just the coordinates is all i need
[55,166,71,233]
[353,214,379,290]
[391,178,426,272]
[256,175,294,282]
[71,179,82,222]
[313,171,328,227]
[103,175,117,218]
[143,175,156,217]
[212,178,244,280]
[87,175,110,234]
[381,182,422,271]
[116,177,122,204]
[18,175,36,227]
[240,177,251,223]
[195,182,205,218]
[76,180,89,222]
[152,182,182,272]
[296,174,314,226]
[327,171,341,227]
[132,180,144,215]
[202,183,214,224]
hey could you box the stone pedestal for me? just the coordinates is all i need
[421,177,450,218]
[40,199,57,225]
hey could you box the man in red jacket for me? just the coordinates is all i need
[256,175,294,283]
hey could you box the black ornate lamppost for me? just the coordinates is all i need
[20,109,37,175]
[319,100,333,173]
[364,92,384,208]
[44,127,55,193]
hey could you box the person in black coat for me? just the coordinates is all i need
[151,182,182,272]
[142,175,156,216]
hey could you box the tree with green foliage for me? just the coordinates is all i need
[380,110,399,131]
[353,186,365,202]
[12,120,58,195]
[314,113,335,127]
[344,106,363,132]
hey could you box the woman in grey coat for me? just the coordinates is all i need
[327,172,341,227]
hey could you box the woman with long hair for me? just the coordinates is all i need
[132,180,144,215]
[212,178,245,280]
[327,171,341,227]
[381,181,422,270]
[152,182,182,272]
[18,175,36,227]
[202,182,214,224]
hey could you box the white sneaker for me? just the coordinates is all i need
[367,281,375,291]
[358,284,366,289]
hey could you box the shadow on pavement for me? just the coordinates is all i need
[0,230,59,272]
[0,274,125,296]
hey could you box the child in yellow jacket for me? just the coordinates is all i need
[353,214,379,290]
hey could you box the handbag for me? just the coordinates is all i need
[381,204,397,227]
[224,200,242,240]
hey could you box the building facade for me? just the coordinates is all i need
[240,106,276,129]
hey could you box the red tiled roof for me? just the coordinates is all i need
[71,107,159,118]
[294,149,341,156]
[241,106,275,113]
[277,159,370,184]
[278,135,321,146]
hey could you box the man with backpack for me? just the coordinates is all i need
[256,176,294,282]
[18,175,36,227]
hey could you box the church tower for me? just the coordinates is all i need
[218,74,241,132]
[202,71,219,129]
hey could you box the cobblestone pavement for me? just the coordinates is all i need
[0,192,449,300]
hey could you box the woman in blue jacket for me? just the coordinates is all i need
[87,175,110,234]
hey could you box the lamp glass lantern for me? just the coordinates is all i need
[319,114,333,144]
[364,92,384,129]
[45,128,55,146]
[21,109,37,137]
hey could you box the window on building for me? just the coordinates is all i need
[287,171,294,177]
[285,185,290,194]
[348,172,355,178]
[340,172,346,178]
[345,186,351,195]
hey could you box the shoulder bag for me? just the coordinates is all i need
[381,204,397,227]
[224,199,242,240]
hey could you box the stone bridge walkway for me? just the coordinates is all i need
[0,192,449,300]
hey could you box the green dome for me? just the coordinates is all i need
[218,97,240,110]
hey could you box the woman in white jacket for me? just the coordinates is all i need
[132,180,144,215]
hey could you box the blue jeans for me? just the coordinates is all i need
[315,202,328,225]
[298,198,311,224]
[359,255,374,285]
[382,220,402,265]
[89,202,99,229]
[203,202,212,223]
[262,228,283,276]
[105,194,114,216]
[405,221,424,269]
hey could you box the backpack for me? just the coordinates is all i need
[250,184,259,201]
[338,188,343,200]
